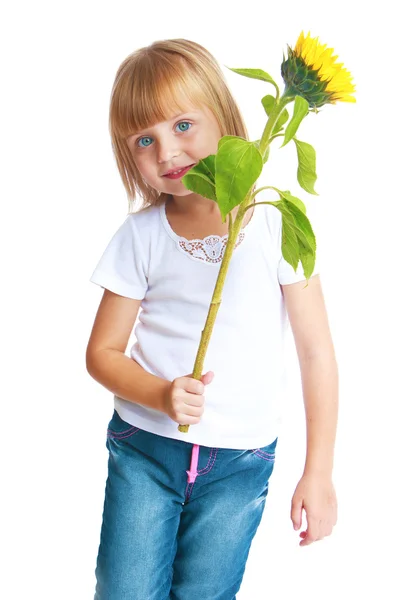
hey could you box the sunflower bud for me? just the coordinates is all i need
[281,31,356,110]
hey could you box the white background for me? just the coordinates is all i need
[1,1,416,598]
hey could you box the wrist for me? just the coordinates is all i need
[157,379,172,415]
[303,465,333,479]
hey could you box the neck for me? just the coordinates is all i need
[168,194,221,218]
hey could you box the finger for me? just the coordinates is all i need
[184,396,204,408]
[177,391,202,407]
[299,530,314,546]
[182,406,202,418]
[183,378,204,395]
[291,500,303,530]
[300,519,319,546]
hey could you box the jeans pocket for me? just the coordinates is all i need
[252,437,278,462]
[106,409,141,440]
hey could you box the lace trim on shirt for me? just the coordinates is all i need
[178,231,246,264]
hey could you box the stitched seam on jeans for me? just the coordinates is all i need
[197,447,218,475]
[253,451,275,461]
[185,448,219,502]
[107,426,140,439]
[255,449,275,457]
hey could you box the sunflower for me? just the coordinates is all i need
[281,31,356,110]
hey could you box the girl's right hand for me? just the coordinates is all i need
[163,371,215,425]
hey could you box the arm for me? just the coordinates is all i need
[281,274,339,477]
[86,289,171,412]
[87,349,170,413]
[298,351,338,477]
[281,274,339,545]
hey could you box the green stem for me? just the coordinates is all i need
[178,93,294,433]
[269,133,284,142]
[248,185,284,202]
[243,200,282,212]
[258,93,293,158]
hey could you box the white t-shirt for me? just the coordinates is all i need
[89,199,320,449]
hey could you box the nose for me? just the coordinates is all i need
[156,136,182,164]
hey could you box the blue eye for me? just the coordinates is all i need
[137,136,152,148]
[176,121,191,132]
[136,121,192,148]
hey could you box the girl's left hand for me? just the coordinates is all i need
[290,472,338,546]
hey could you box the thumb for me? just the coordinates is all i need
[201,371,215,385]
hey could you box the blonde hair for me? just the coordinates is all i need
[109,38,254,214]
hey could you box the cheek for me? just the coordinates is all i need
[193,133,219,157]
[208,127,222,153]
[133,155,154,180]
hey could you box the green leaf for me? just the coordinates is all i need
[261,94,275,116]
[279,190,306,213]
[227,68,280,95]
[181,155,217,201]
[261,95,289,135]
[274,200,317,279]
[218,135,246,150]
[254,139,270,164]
[293,138,319,195]
[215,138,263,222]
[281,212,300,271]
[281,95,309,148]
[283,200,316,254]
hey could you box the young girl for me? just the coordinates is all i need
[87,38,337,599]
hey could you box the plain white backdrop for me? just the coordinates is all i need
[1,1,416,598]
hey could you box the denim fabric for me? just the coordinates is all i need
[94,409,278,600]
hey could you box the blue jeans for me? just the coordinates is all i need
[94,409,278,600]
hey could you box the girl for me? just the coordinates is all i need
[87,38,337,600]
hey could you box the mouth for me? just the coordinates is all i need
[163,164,196,179]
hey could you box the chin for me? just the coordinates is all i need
[164,187,193,196]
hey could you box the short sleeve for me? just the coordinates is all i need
[89,215,148,299]
[277,211,321,285]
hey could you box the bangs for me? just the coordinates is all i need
[111,52,209,140]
